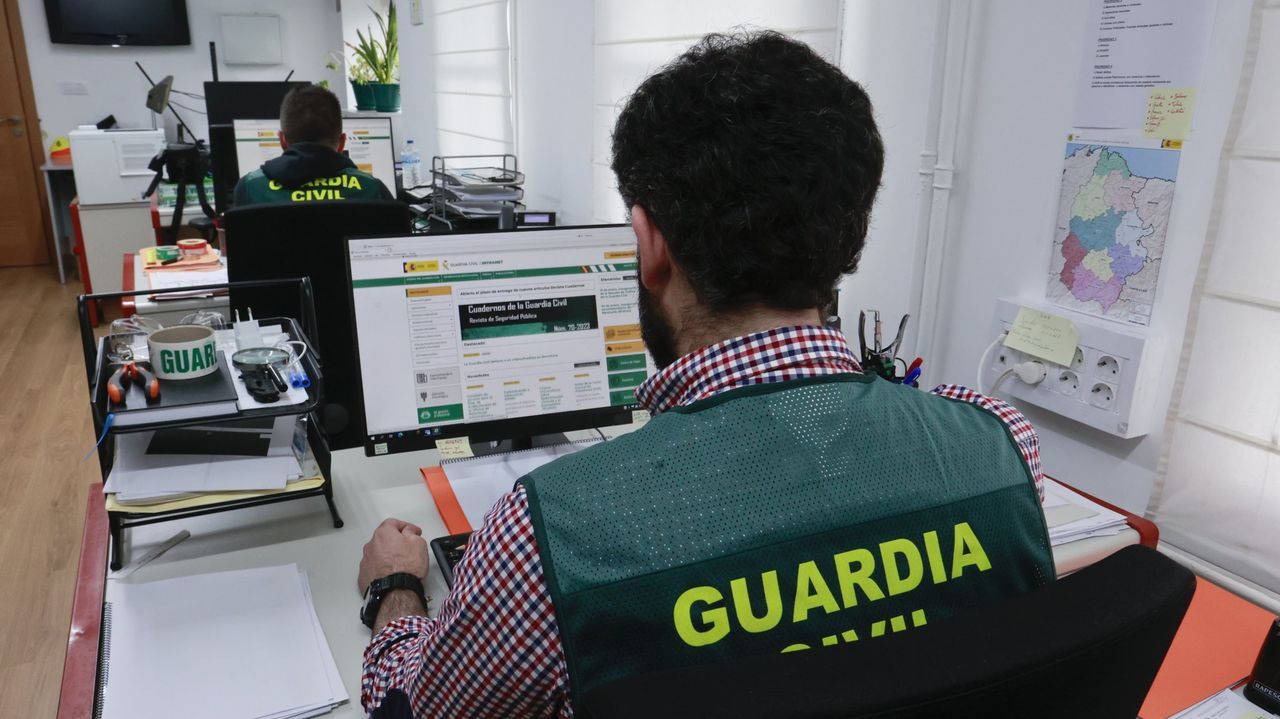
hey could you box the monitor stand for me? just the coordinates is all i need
[469,432,570,458]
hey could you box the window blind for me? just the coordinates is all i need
[590,0,844,223]
[431,0,515,157]
[1151,0,1280,609]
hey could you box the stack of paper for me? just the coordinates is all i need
[147,266,229,300]
[98,564,347,719]
[1042,479,1130,546]
[422,439,600,533]
[211,325,311,411]
[104,420,309,506]
[1170,687,1277,718]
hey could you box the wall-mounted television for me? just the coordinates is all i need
[44,0,191,46]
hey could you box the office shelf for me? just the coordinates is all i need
[76,278,344,570]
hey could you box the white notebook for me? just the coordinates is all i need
[97,564,347,719]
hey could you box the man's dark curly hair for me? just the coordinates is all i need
[612,30,884,311]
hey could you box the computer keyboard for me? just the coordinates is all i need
[430,531,473,588]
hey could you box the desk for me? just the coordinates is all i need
[120,253,231,326]
[57,444,1151,719]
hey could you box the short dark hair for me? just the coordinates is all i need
[612,31,884,311]
[280,85,343,145]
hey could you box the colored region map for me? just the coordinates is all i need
[1047,143,1179,325]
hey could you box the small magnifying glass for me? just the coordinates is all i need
[232,347,291,403]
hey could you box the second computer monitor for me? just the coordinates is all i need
[346,225,652,457]
[232,117,397,196]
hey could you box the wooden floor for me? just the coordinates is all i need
[0,266,102,719]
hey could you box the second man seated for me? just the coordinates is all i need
[234,85,394,206]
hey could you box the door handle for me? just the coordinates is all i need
[3,116,20,124]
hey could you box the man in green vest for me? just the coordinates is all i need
[356,30,1054,717]
[233,85,393,206]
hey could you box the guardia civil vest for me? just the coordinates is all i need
[234,167,391,205]
[520,374,1055,702]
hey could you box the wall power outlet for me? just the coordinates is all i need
[987,298,1163,439]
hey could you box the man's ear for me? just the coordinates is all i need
[277,131,289,151]
[632,205,672,293]
[337,132,347,153]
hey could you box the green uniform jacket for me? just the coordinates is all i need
[232,141,394,206]
[520,374,1055,703]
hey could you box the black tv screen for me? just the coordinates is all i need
[45,0,190,46]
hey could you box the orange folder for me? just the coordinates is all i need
[1140,577,1276,718]
[420,466,473,534]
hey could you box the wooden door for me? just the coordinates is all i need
[0,0,48,266]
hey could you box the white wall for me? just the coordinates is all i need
[396,0,436,157]
[515,0,594,223]
[835,0,940,342]
[926,0,1255,512]
[16,0,344,150]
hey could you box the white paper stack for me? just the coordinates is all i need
[440,439,600,528]
[1041,479,1130,546]
[211,326,311,411]
[104,420,308,506]
[147,266,229,300]
[98,564,347,719]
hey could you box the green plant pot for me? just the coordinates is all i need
[371,82,401,112]
[351,81,377,111]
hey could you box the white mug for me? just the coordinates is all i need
[148,325,219,380]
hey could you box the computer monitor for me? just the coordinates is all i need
[231,117,397,196]
[346,225,652,457]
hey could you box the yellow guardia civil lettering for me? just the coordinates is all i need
[301,174,363,190]
[672,522,992,648]
[672,586,730,647]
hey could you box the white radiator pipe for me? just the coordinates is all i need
[911,0,978,374]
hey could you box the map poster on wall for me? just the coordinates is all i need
[1047,136,1181,326]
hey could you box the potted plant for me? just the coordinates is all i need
[349,56,377,111]
[347,3,399,112]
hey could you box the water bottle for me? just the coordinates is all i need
[400,139,421,189]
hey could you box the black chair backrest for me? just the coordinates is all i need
[579,545,1195,719]
[223,201,411,450]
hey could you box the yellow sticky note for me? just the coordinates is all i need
[1144,87,1196,140]
[1003,308,1080,367]
[436,436,474,460]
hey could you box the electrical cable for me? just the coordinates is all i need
[168,100,207,115]
[987,368,1017,396]
[976,333,1008,395]
[171,89,204,99]
[83,413,115,461]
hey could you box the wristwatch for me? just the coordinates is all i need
[361,573,428,629]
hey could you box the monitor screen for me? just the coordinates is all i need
[347,225,652,456]
[45,0,190,46]
[232,117,397,197]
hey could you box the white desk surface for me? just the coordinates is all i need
[111,430,1137,718]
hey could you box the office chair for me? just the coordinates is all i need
[223,200,411,450]
[579,545,1195,719]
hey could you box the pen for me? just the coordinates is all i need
[907,357,924,374]
[902,367,922,386]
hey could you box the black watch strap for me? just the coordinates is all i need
[361,572,427,629]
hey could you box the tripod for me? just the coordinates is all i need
[142,141,216,245]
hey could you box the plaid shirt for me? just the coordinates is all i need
[361,325,1044,718]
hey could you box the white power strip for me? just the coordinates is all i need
[985,298,1164,439]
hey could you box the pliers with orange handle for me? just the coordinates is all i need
[106,361,161,405]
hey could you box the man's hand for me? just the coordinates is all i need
[358,518,431,596]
